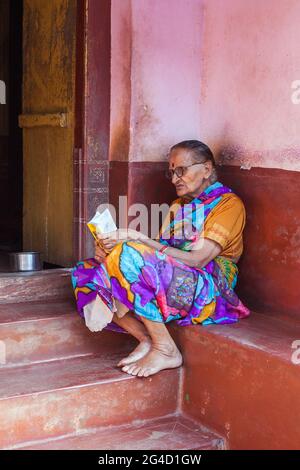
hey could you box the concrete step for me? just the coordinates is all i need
[0,299,135,367]
[17,414,225,450]
[170,311,300,449]
[0,352,181,449]
[0,268,73,304]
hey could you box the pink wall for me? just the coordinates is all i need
[111,0,300,170]
[200,0,300,171]
[110,0,203,162]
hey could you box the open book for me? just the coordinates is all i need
[87,208,117,254]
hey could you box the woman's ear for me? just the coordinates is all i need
[204,161,213,179]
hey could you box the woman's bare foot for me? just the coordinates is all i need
[117,338,152,367]
[120,343,183,377]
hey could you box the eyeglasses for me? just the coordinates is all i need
[165,162,206,180]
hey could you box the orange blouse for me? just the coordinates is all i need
[158,192,246,263]
[203,193,246,261]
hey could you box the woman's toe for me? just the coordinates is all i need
[131,366,141,376]
[137,368,145,377]
[122,363,136,374]
[117,358,126,367]
[128,364,138,374]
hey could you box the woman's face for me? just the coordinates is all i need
[168,148,212,198]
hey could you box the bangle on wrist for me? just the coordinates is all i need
[159,244,169,254]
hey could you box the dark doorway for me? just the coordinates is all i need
[0,0,23,253]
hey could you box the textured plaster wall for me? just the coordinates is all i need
[110,0,300,170]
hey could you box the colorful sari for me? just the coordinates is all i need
[71,182,250,333]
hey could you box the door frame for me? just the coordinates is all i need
[73,0,111,262]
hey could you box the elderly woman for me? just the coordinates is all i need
[71,140,250,378]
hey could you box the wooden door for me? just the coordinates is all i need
[20,0,76,266]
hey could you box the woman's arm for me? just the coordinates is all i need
[141,235,222,269]
[98,229,221,269]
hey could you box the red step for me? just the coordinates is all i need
[0,270,226,450]
[170,312,300,449]
[0,269,72,304]
[0,299,136,366]
[18,414,224,450]
[0,352,181,449]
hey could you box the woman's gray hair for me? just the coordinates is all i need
[170,140,218,184]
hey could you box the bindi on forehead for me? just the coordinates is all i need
[169,149,194,168]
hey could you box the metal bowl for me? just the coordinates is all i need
[8,251,43,272]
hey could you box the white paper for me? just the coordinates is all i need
[88,208,117,235]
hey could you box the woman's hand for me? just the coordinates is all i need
[97,228,148,252]
[97,232,119,252]
[94,239,107,263]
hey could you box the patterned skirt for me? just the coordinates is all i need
[71,241,250,333]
